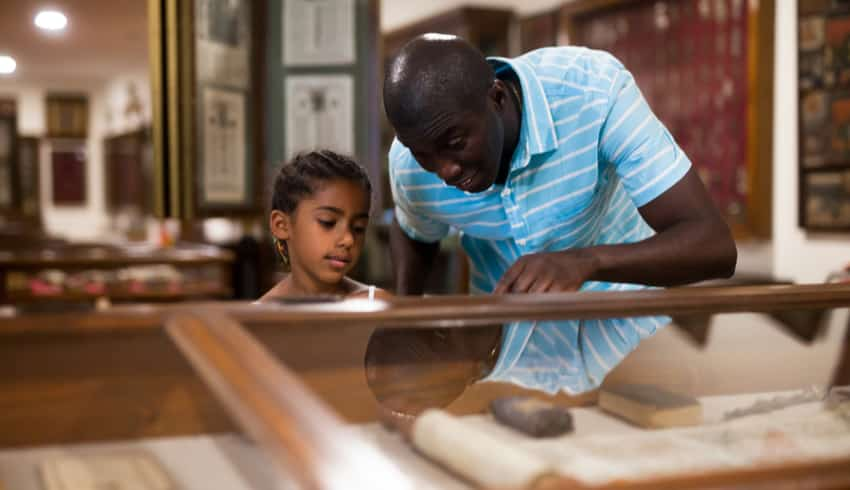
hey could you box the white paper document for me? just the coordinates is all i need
[285,75,354,158]
[283,0,355,66]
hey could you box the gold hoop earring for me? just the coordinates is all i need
[275,239,289,268]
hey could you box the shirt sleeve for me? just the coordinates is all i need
[598,68,691,207]
[389,140,450,243]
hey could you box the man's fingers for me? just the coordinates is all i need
[494,261,525,294]
[512,268,538,293]
[529,276,553,293]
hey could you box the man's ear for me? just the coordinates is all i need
[269,209,292,241]
[489,79,509,112]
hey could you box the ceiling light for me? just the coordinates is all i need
[34,10,68,31]
[0,56,16,75]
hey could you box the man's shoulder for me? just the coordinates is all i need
[519,46,626,93]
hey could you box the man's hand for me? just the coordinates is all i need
[494,250,599,294]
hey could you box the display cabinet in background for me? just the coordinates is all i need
[561,0,775,239]
[0,242,233,306]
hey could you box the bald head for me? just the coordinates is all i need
[383,34,495,132]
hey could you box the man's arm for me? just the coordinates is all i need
[591,167,736,285]
[495,168,736,294]
[390,217,440,295]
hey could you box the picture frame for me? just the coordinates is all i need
[154,0,264,218]
[560,0,775,239]
[46,94,88,139]
[50,140,87,206]
[799,0,850,231]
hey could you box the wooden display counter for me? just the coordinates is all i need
[1,284,849,488]
[0,242,233,305]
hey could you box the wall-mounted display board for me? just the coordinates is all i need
[561,0,775,239]
[799,0,850,231]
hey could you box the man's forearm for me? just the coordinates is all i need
[587,217,737,287]
[389,218,440,295]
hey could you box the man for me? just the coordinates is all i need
[366,34,736,414]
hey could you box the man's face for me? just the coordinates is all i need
[396,97,504,193]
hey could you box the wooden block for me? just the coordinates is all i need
[598,384,702,429]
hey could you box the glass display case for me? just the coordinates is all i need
[0,283,849,489]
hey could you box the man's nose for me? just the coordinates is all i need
[435,159,463,183]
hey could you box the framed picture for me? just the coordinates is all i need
[561,0,775,239]
[50,141,87,205]
[46,94,88,139]
[798,1,850,231]
[154,0,263,218]
[801,169,850,230]
[0,114,16,211]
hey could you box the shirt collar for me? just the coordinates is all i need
[488,56,559,171]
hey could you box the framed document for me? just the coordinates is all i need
[283,0,355,66]
[157,0,263,218]
[201,87,246,204]
[798,1,850,231]
[196,0,251,89]
[285,75,354,159]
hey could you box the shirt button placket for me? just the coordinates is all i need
[502,187,527,253]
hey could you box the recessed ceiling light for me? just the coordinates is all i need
[35,10,68,31]
[0,55,16,75]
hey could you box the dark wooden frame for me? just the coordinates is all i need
[157,0,265,219]
[560,0,775,240]
[798,1,850,232]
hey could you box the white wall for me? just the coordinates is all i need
[772,0,849,283]
[0,71,151,241]
[0,80,109,240]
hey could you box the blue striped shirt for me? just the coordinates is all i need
[389,47,691,394]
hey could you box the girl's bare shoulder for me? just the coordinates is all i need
[344,277,393,300]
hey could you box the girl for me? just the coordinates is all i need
[257,150,389,302]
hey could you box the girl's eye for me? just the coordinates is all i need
[352,226,367,235]
[317,220,335,229]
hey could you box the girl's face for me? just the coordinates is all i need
[271,179,370,292]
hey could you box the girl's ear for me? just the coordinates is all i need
[270,209,292,240]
